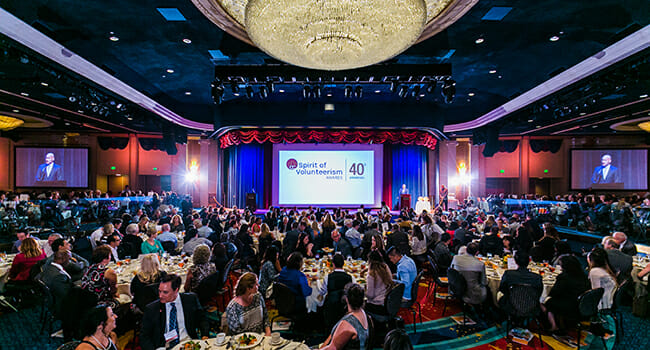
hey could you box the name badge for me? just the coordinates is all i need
[164,329,178,342]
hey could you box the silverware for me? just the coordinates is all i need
[274,341,291,350]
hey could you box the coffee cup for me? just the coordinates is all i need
[216,333,226,344]
[271,332,282,344]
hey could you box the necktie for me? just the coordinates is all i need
[169,303,180,347]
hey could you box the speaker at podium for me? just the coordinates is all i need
[400,194,411,210]
[246,193,257,211]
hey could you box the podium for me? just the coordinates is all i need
[400,194,411,210]
[246,193,257,211]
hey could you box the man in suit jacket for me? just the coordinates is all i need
[35,152,64,182]
[450,242,487,305]
[591,154,622,184]
[331,229,353,258]
[604,238,633,283]
[613,231,637,256]
[141,274,209,350]
[282,222,301,261]
[498,251,543,313]
[39,251,73,318]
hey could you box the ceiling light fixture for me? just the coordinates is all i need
[109,36,119,41]
[441,79,456,104]
[344,85,353,98]
[475,38,484,44]
[259,85,269,99]
[354,85,363,98]
[182,38,192,44]
[12,109,19,113]
[549,35,559,42]
[196,0,473,70]
[245,85,255,98]
[0,115,24,131]
[468,92,475,96]
[166,69,175,73]
[397,85,408,98]
[20,92,29,96]
[185,91,192,95]
[40,82,49,86]
[489,70,497,74]
[641,94,648,98]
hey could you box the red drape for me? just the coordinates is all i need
[219,129,438,150]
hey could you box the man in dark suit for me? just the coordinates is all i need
[591,154,622,184]
[39,251,73,318]
[604,238,633,283]
[613,231,637,256]
[498,251,543,313]
[282,222,301,261]
[318,254,353,327]
[35,152,64,183]
[141,274,209,350]
[331,229,353,258]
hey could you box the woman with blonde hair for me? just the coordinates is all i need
[258,223,275,258]
[224,272,271,335]
[140,226,164,255]
[184,244,217,293]
[9,237,46,281]
[130,254,167,310]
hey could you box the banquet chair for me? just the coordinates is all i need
[600,280,628,345]
[366,282,404,324]
[271,282,299,331]
[160,241,177,255]
[215,259,235,308]
[576,288,606,350]
[56,341,81,350]
[446,268,470,327]
[505,284,543,348]
[399,272,424,332]
[427,254,449,309]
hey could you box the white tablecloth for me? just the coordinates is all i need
[172,335,309,350]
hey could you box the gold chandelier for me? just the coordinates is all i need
[0,115,24,131]
[192,0,476,70]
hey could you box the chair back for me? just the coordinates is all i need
[161,241,176,254]
[384,282,405,318]
[29,258,47,281]
[609,279,628,313]
[57,341,81,350]
[447,268,467,298]
[220,259,235,287]
[134,282,161,311]
[578,288,604,318]
[410,272,424,301]
[272,282,297,317]
[508,283,541,318]
[196,271,221,305]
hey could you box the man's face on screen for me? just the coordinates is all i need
[601,155,611,167]
[45,153,55,164]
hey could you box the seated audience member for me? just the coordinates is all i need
[75,306,118,350]
[345,220,363,249]
[383,328,413,350]
[9,237,46,281]
[513,226,534,254]
[542,255,590,333]
[453,221,474,247]
[39,250,73,318]
[534,224,558,262]
[612,231,637,256]
[387,246,417,304]
[479,226,504,256]
[319,253,354,325]
[365,235,388,263]
[410,225,428,266]
[210,243,230,272]
[112,218,123,237]
[282,222,300,261]
[387,224,411,256]
[225,272,271,335]
[501,235,514,255]
[184,244,217,293]
[259,246,281,297]
[43,233,63,257]
[91,223,115,249]
[183,230,213,255]
[49,238,89,281]
[432,233,453,272]
[157,224,178,248]
[130,254,167,311]
[332,229,354,258]
[550,241,572,266]
[235,224,256,264]
[140,274,209,350]
[80,245,119,308]
[277,252,312,314]
[365,250,394,315]
[106,234,121,262]
[195,219,213,238]
[450,242,487,305]
[170,214,185,233]
[121,223,143,258]
[587,248,618,310]
[498,251,543,313]
[319,283,370,350]
[141,227,165,255]
[258,223,275,259]
[361,222,382,253]
[137,216,149,236]
[11,231,30,253]
[604,238,633,283]
[296,232,315,258]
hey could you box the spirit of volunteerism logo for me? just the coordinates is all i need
[287,159,344,176]
[286,158,298,169]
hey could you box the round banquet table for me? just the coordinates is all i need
[171,334,309,350]
[301,257,367,313]
[481,257,557,305]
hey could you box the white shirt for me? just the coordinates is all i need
[90,228,104,249]
[165,294,188,342]
[602,165,610,180]
[111,246,120,262]
[46,163,53,177]
[51,262,71,279]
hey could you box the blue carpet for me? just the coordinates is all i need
[0,306,63,350]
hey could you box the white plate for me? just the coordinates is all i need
[234,332,263,349]
[271,339,289,347]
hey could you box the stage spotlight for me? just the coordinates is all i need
[398,85,408,98]
[411,85,420,98]
[68,95,77,103]
[259,85,269,99]
[245,85,254,99]
[212,83,225,104]
[354,85,363,98]
[266,80,275,93]
[441,79,456,104]
[390,80,398,93]
[230,82,240,94]
[426,83,436,94]
[185,172,198,183]
[302,85,311,98]
[344,85,353,98]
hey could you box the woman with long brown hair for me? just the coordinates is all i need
[365,250,394,315]
[9,237,46,281]
[321,212,337,248]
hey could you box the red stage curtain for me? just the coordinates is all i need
[219,129,438,150]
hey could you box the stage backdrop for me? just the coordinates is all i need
[391,145,429,209]
[225,143,264,209]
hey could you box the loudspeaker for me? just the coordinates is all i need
[246,193,257,210]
